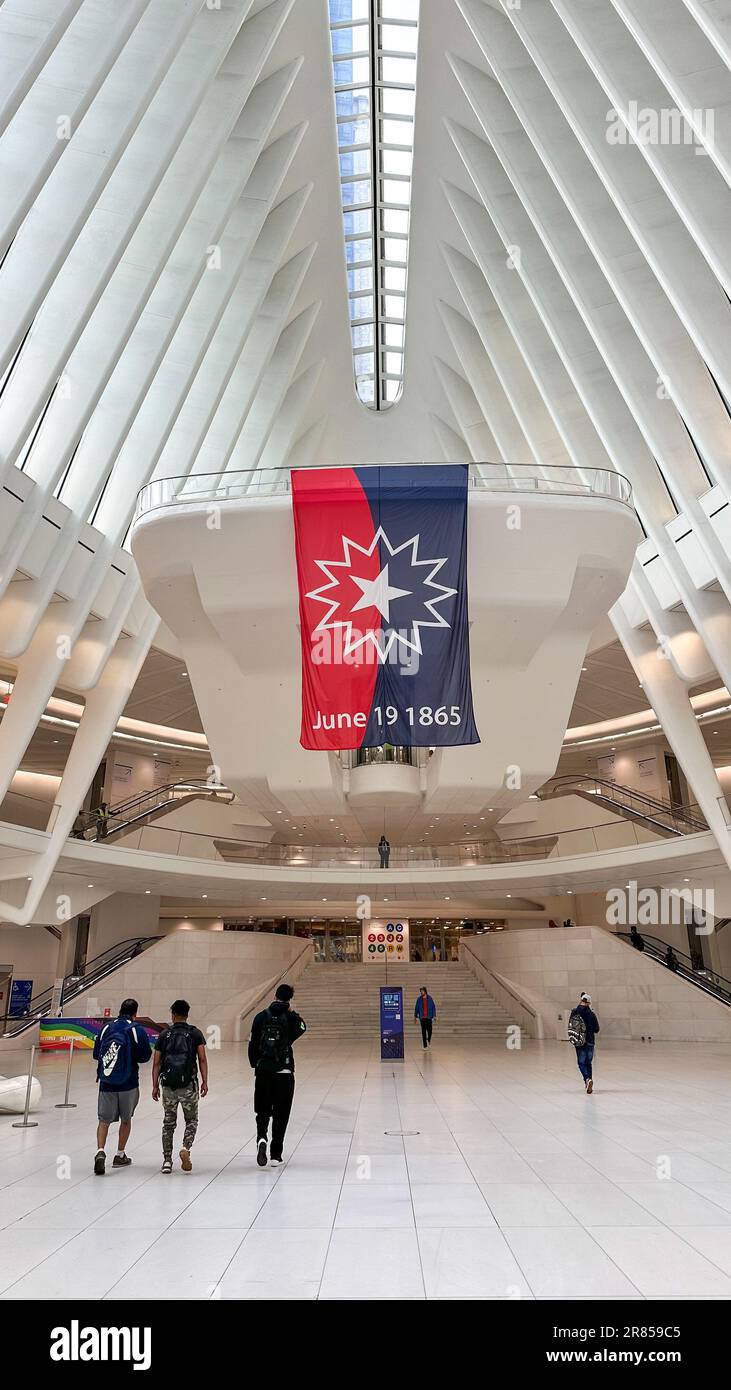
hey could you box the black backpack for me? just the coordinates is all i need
[159,1023,197,1089]
[567,1008,587,1048]
[256,1009,290,1073]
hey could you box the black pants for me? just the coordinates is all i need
[254,1070,295,1158]
[420,1018,433,1048]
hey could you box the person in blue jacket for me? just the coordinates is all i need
[92,998,152,1174]
[414,986,437,1049]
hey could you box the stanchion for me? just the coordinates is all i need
[55,1038,77,1109]
[12,1044,38,1128]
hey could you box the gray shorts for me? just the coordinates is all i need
[98,1087,140,1124]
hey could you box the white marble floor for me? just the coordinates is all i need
[4,1036,731,1299]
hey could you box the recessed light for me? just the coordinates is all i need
[261,896,267,901]
[145,890,151,895]
[87,883,94,888]
[202,894,208,899]
[506,894,511,898]
[444,896,450,900]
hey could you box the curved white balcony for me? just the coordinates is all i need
[134,461,634,519]
[130,462,640,833]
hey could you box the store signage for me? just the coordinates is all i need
[39,1017,161,1051]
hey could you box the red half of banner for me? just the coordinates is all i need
[292,468,381,750]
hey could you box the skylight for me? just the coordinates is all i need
[328,0,419,410]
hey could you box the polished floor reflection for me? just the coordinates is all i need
[3,1036,731,1299]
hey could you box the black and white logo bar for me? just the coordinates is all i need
[50,1321,151,1371]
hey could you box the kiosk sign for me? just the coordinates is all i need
[380,986,404,1062]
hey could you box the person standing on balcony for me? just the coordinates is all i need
[568,991,600,1094]
[378,835,390,868]
[414,986,437,1048]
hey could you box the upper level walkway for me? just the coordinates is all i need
[0,815,725,921]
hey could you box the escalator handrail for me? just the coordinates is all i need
[76,781,232,836]
[545,774,701,817]
[615,930,731,1002]
[542,776,707,830]
[2,935,162,1034]
[107,780,230,818]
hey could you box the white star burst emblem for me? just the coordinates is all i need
[306,528,457,661]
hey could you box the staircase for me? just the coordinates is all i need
[291,961,516,1041]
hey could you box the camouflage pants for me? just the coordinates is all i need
[161,1081,199,1159]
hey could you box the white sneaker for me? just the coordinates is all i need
[257,1138,268,1167]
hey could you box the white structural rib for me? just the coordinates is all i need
[0,0,87,138]
[0,0,326,922]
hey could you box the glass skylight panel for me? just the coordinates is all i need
[329,0,419,409]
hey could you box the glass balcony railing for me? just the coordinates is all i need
[133,462,634,522]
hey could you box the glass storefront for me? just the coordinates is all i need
[221,916,507,961]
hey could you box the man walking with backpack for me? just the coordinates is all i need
[568,991,600,1094]
[152,999,208,1174]
[248,983,306,1167]
[92,998,152,1174]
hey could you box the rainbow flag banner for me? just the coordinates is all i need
[39,1018,160,1051]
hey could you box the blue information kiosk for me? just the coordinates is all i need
[380,985,405,1062]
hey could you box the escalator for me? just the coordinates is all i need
[539,775,708,838]
[616,930,731,1007]
[74,779,233,842]
[1,935,162,1038]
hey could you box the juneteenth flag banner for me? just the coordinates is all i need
[291,464,479,751]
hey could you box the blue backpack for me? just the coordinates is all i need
[97,1018,137,1089]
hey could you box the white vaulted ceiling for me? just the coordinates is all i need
[2,0,731,922]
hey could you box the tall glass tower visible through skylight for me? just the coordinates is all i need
[328,0,419,410]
